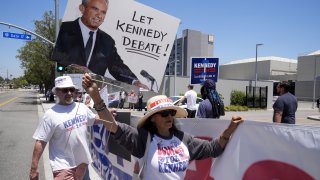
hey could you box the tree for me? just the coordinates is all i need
[11,77,28,89]
[16,11,57,92]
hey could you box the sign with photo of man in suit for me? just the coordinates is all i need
[52,0,180,92]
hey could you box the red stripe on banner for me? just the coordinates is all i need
[243,160,314,180]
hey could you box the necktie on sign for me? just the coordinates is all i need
[85,31,94,62]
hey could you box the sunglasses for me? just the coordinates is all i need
[156,109,177,117]
[58,88,76,93]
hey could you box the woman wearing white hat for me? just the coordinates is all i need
[82,73,244,179]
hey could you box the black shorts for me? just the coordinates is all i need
[186,109,196,118]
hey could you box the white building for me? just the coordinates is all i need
[295,50,320,101]
[219,56,297,82]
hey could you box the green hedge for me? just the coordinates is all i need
[230,90,246,106]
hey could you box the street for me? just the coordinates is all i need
[0,90,45,180]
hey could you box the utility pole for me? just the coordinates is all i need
[55,0,59,41]
[55,0,60,78]
[174,35,177,96]
[255,43,263,88]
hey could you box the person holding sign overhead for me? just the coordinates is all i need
[52,0,148,89]
[82,73,244,179]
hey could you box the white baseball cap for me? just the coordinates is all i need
[52,76,75,94]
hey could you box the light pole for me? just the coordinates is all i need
[173,22,182,96]
[255,43,263,88]
[55,0,59,41]
[174,35,178,95]
[312,55,319,109]
[55,0,60,78]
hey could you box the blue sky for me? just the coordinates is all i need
[0,0,319,78]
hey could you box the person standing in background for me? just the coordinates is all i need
[73,87,83,102]
[128,90,137,110]
[273,81,298,124]
[45,89,51,102]
[197,79,225,118]
[179,84,197,118]
[138,91,144,111]
[119,89,127,109]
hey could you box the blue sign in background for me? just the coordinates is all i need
[190,57,219,84]
[3,32,32,41]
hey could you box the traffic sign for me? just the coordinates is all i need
[2,31,32,41]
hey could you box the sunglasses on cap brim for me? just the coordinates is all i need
[156,109,177,117]
[57,88,76,93]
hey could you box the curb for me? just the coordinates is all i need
[307,115,320,121]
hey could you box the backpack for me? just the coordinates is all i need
[210,90,225,117]
[213,97,225,117]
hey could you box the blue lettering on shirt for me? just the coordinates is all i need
[158,160,188,173]
[63,115,87,129]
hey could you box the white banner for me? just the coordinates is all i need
[89,119,320,179]
[127,96,138,104]
[211,120,320,179]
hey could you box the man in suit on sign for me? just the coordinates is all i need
[52,0,148,89]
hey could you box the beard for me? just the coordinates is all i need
[65,97,74,105]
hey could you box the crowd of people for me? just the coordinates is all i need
[118,89,144,111]
[29,74,245,179]
[30,71,302,180]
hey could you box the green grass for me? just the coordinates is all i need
[225,105,267,111]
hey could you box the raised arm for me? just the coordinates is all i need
[82,73,118,133]
[218,116,244,148]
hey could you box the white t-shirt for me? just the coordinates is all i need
[33,102,96,171]
[143,134,190,179]
[184,90,197,110]
[120,91,126,99]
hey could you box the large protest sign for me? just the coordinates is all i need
[89,118,320,179]
[53,0,180,92]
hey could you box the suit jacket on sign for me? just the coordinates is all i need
[52,19,137,85]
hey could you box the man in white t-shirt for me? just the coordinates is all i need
[119,89,127,109]
[30,76,98,180]
[179,84,197,118]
